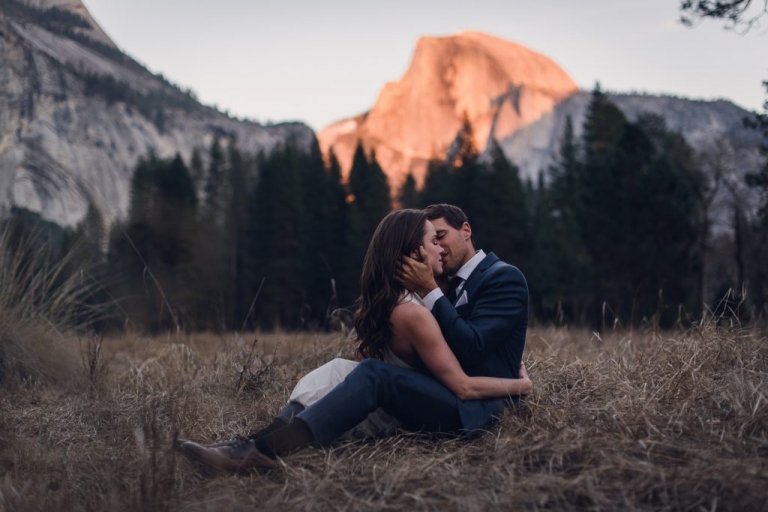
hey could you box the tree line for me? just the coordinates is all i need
[3,86,767,332]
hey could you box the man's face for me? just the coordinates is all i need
[430,217,473,276]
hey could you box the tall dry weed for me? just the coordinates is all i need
[0,227,100,387]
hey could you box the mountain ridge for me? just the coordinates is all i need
[319,31,761,202]
[0,7,762,227]
[0,1,314,226]
[318,30,579,192]
[9,0,116,48]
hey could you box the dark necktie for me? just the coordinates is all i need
[446,276,463,304]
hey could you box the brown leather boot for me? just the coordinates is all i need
[177,439,279,473]
[204,436,246,449]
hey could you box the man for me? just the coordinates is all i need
[400,204,528,381]
[179,204,528,471]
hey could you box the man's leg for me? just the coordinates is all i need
[247,357,356,442]
[179,359,501,470]
[250,358,467,457]
[245,402,305,440]
[296,358,468,446]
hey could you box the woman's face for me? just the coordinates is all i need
[419,220,444,276]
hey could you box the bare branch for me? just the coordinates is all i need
[680,0,768,32]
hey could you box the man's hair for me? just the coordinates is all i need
[424,204,475,246]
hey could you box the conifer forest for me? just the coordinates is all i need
[4,88,767,333]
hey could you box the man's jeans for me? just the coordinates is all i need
[297,358,506,446]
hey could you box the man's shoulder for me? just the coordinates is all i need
[480,253,526,284]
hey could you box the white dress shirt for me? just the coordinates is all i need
[422,249,486,310]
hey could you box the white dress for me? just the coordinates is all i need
[288,292,422,438]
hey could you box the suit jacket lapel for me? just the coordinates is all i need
[459,252,499,302]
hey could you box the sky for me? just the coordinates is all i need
[82,0,766,131]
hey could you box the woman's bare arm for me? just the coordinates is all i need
[390,303,532,401]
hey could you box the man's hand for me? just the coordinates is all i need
[395,247,439,298]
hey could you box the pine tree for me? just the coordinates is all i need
[448,114,481,215]
[341,143,392,304]
[441,114,485,246]
[299,137,334,327]
[248,142,305,329]
[633,114,704,323]
[75,201,105,265]
[222,140,249,328]
[419,159,453,206]
[571,86,704,327]
[348,145,391,237]
[188,138,232,330]
[189,147,204,198]
[531,115,592,323]
[476,140,529,265]
[324,148,353,309]
[203,136,226,224]
[398,172,419,208]
[110,153,199,332]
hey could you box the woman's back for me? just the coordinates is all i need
[388,292,432,368]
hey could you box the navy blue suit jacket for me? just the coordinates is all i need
[432,252,528,380]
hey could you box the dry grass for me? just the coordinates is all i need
[1,324,766,511]
[0,228,102,388]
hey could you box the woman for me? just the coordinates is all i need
[177,210,531,467]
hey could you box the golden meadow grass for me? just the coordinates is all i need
[1,325,766,511]
[1,233,767,511]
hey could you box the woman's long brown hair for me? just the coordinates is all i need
[354,209,428,360]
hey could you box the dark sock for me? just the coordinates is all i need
[254,418,315,457]
[248,402,305,440]
[248,417,287,440]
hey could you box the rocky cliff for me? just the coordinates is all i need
[0,0,314,226]
[17,0,117,49]
[317,31,579,192]
[319,31,761,201]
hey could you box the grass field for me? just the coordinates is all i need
[1,322,766,511]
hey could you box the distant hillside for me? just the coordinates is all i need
[0,0,314,226]
[498,91,764,230]
[500,91,762,181]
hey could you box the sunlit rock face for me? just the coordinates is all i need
[319,30,761,209]
[317,31,579,193]
[0,3,314,226]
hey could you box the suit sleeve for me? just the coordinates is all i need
[431,265,528,369]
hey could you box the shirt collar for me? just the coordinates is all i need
[454,249,486,281]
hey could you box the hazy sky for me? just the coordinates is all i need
[82,0,766,131]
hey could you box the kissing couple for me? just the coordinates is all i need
[176,204,531,471]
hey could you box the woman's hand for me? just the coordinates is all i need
[518,361,532,395]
